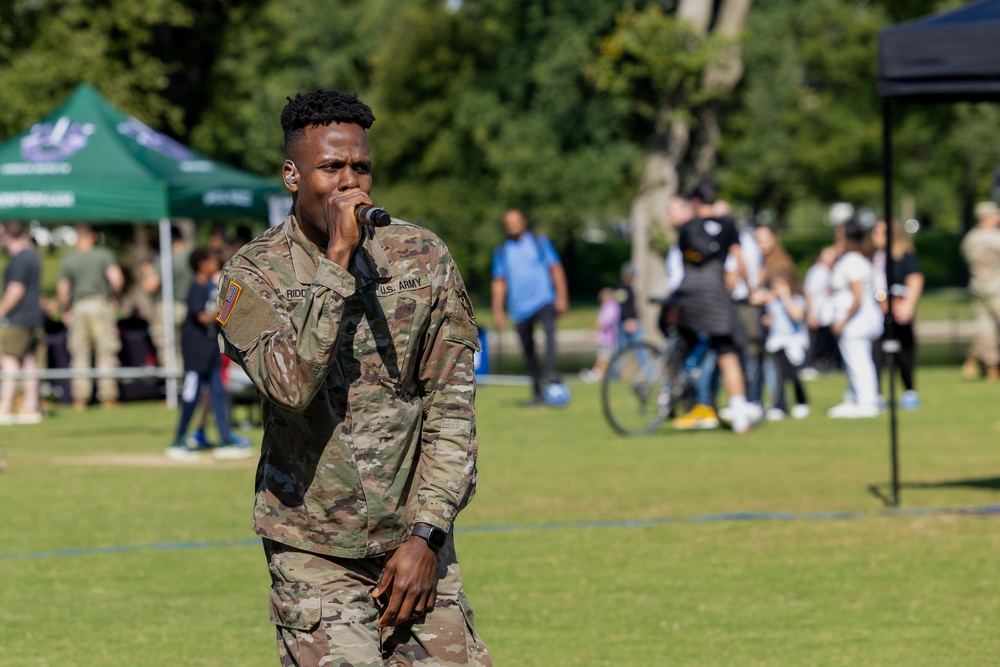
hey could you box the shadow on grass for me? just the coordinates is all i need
[868,476,1000,507]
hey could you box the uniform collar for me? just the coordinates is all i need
[284,214,392,288]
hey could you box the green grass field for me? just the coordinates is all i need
[2,366,1000,666]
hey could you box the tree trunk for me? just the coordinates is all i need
[631,110,693,341]
[677,0,713,34]
[629,0,754,341]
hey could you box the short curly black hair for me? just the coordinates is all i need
[281,89,375,154]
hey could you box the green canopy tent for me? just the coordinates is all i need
[0,83,286,406]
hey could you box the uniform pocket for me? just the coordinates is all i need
[458,590,492,665]
[269,581,321,632]
[378,296,421,387]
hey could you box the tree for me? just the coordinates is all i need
[0,0,193,138]
[363,0,640,292]
[593,0,754,338]
[718,0,994,235]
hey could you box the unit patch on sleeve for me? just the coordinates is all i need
[217,280,242,326]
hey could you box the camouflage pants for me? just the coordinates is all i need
[969,291,1000,366]
[148,299,187,368]
[67,297,120,403]
[264,537,492,667]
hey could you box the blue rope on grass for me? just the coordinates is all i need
[4,504,1000,561]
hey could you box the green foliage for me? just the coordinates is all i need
[719,0,1000,233]
[3,0,1000,294]
[590,6,712,127]
[0,0,192,137]
[719,0,885,218]
[364,0,641,292]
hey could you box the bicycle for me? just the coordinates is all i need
[601,305,708,436]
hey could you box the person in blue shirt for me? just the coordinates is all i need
[490,208,569,405]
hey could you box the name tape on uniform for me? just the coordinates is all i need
[377,275,428,297]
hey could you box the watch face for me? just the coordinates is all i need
[429,528,446,549]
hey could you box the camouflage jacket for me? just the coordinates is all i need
[217,214,480,558]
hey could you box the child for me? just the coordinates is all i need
[166,248,251,460]
[580,287,620,383]
[763,270,810,420]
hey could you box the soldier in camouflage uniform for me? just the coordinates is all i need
[56,224,124,409]
[217,89,491,667]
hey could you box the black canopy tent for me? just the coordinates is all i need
[878,0,1000,505]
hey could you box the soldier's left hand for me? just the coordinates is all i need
[372,536,438,627]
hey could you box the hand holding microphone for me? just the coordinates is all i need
[323,192,393,268]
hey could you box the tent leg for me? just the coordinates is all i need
[159,218,179,410]
[882,100,900,508]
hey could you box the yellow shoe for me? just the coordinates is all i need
[674,404,718,431]
[693,404,719,429]
[961,358,980,380]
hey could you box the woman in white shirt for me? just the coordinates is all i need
[828,221,884,418]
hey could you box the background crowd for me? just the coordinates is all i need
[0,220,252,459]
[4,188,1000,439]
[568,180,972,433]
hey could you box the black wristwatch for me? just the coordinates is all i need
[411,523,447,552]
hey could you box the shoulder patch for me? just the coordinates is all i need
[217,278,284,351]
[446,287,480,352]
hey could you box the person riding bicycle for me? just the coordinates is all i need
[665,187,753,434]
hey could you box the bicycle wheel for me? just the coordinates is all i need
[601,342,670,436]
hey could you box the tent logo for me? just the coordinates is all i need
[20,117,95,163]
[118,117,191,161]
[203,189,254,208]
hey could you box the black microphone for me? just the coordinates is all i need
[355,205,392,227]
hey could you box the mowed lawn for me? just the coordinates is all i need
[1,366,999,666]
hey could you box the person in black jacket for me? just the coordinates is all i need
[669,188,753,434]
[870,218,924,410]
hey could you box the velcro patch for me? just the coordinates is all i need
[217,281,242,326]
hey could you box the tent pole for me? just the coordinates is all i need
[882,99,900,508]
[159,218,179,410]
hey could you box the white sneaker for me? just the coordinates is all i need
[731,413,751,434]
[578,369,602,384]
[826,402,853,418]
[799,367,820,381]
[213,445,254,460]
[14,412,42,425]
[790,404,811,419]
[165,444,206,462]
[0,413,14,426]
[766,408,786,421]
[720,403,762,425]
[827,402,880,419]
